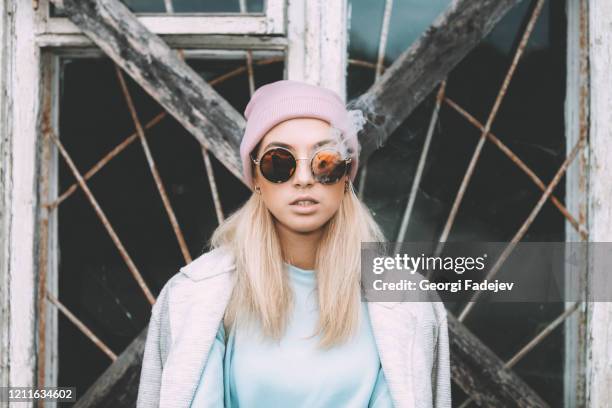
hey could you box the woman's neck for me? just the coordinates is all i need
[274,222,323,270]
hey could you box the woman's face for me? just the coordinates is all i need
[252,117,348,234]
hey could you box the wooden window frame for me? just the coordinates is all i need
[0,0,349,403]
[2,0,605,407]
[36,0,287,36]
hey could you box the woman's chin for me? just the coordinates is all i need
[282,217,327,234]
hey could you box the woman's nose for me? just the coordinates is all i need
[293,158,314,187]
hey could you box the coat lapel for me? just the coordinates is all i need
[159,250,235,408]
[367,301,418,408]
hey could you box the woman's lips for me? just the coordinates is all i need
[289,200,320,214]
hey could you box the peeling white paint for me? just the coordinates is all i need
[286,0,348,99]
[0,0,14,400]
[7,0,42,403]
[586,0,612,406]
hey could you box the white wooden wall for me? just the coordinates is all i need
[586,0,612,406]
[0,1,15,404]
[1,2,42,406]
[286,0,348,100]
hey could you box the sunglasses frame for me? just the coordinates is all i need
[251,146,352,185]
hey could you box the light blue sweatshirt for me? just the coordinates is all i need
[191,263,393,407]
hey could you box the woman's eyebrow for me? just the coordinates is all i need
[262,139,334,151]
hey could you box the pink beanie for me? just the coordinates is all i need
[240,80,364,190]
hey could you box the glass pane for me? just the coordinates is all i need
[348,0,450,65]
[51,0,264,16]
[348,0,566,405]
[56,53,284,392]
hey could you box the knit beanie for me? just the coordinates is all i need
[240,79,366,190]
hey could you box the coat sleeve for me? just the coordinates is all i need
[431,301,451,408]
[136,282,171,408]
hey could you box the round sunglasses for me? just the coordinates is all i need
[251,146,352,185]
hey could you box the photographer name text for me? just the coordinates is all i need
[372,279,514,293]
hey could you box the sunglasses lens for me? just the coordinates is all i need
[259,148,296,183]
[312,150,348,184]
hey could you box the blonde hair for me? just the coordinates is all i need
[209,181,385,349]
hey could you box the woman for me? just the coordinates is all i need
[136,80,451,408]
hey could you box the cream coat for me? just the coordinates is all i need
[136,246,451,408]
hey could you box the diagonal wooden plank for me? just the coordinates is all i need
[51,0,247,185]
[347,0,523,165]
[73,326,148,408]
[448,313,549,407]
